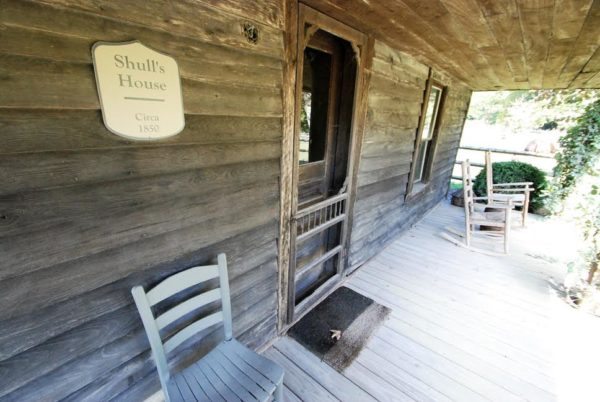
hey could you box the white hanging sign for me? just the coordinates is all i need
[92,41,185,140]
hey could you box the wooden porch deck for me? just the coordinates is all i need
[266,201,599,402]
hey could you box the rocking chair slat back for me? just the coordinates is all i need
[461,160,512,254]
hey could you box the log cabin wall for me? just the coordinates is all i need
[0,1,474,400]
[348,41,472,269]
[0,0,285,400]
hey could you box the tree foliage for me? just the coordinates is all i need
[468,89,600,133]
[551,99,600,200]
[548,99,600,285]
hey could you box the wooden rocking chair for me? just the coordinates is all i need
[462,160,513,254]
[485,151,533,227]
[132,254,284,402]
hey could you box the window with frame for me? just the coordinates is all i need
[412,84,444,184]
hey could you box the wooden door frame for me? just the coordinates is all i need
[277,1,373,332]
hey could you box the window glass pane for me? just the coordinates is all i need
[299,91,312,163]
[414,139,428,182]
[421,87,441,140]
[299,47,331,164]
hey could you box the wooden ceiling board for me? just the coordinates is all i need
[518,0,554,88]
[298,0,600,89]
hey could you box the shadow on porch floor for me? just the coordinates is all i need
[266,201,600,402]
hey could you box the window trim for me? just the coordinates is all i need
[406,75,447,199]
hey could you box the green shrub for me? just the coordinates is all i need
[540,120,558,130]
[473,161,548,212]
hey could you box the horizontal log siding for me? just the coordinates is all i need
[349,41,471,268]
[0,0,284,401]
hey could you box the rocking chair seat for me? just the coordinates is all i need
[167,339,284,402]
[489,193,526,204]
[471,210,508,223]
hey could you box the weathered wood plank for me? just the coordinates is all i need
[190,0,284,29]
[399,0,500,87]
[0,24,282,91]
[366,108,421,129]
[0,109,282,154]
[6,285,278,401]
[368,73,426,99]
[362,124,417,143]
[274,337,376,401]
[263,349,338,402]
[343,360,414,402]
[477,0,529,84]
[552,0,594,40]
[0,224,277,361]
[29,0,284,58]
[0,196,279,321]
[356,163,412,188]
[368,91,424,115]
[276,0,298,331]
[0,304,141,398]
[351,40,463,221]
[0,159,278,240]
[555,0,600,87]
[518,1,554,89]
[358,150,414,173]
[349,195,441,267]
[0,0,282,67]
[0,141,280,196]
[373,41,430,79]
[300,0,468,86]
[349,280,556,401]
[0,1,287,401]
[0,54,283,116]
[355,174,408,203]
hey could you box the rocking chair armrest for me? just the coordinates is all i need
[472,196,513,209]
[493,182,533,187]
[492,188,533,193]
[485,202,513,210]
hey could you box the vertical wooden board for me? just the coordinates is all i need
[552,0,594,40]
[555,1,600,87]
[518,2,554,89]
[277,0,298,331]
[477,0,529,84]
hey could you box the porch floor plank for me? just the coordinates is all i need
[266,202,599,401]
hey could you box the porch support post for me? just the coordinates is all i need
[277,0,298,332]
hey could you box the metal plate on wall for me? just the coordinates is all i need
[92,41,185,140]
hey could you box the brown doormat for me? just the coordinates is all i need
[288,286,390,371]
